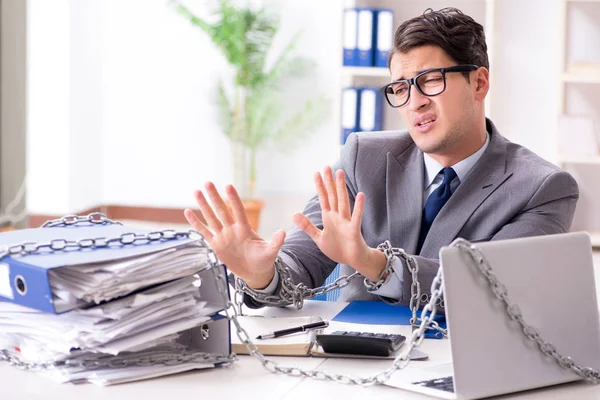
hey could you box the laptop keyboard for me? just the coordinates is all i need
[413,376,455,393]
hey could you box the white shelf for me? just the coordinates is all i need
[567,0,600,3]
[342,66,390,78]
[562,72,600,83]
[590,232,600,248]
[558,155,600,165]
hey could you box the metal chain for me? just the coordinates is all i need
[228,250,447,385]
[230,237,600,386]
[452,238,600,383]
[41,212,122,228]
[235,241,446,336]
[235,258,361,309]
[0,348,235,371]
[0,213,237,371]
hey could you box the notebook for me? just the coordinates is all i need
[331,300,446,339]
[232,315,322,356]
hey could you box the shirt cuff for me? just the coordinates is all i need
[251,267,280,295]
[367,256,405,300]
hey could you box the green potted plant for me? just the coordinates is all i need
[172,0,329,230]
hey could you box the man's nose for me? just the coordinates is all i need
[407,87,430,112]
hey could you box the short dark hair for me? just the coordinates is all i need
[388,8,489,72]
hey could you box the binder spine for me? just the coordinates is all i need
[356,8,375,67]
[342,8,358,66]
[1,258,56,313]
[184,314,231,362]
[358,87,383,133]
[341,87,359,144]
[375,9,394,68]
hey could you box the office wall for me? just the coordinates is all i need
[1,0,27,227]
[488,0,561,159]
[100,0,339,216]
[27,0,339,235]
[27,0,71,214]
[25,0,563,236]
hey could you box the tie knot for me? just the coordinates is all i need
[441,167,457,185]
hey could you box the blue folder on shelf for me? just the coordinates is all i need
[356,8,375,67]
[357,87,383,133]
[0,223,204,314]
[374,9,394,67]
[340,86,359,144]
[342,8,359,66]
[332,300,447,339]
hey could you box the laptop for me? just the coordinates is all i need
[384,231,600,399]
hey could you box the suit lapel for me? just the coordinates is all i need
[420,125,513,256]
[387,144,424,254]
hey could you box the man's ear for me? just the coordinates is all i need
[474,67,490,100]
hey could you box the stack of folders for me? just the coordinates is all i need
[343,8,394,67]
[0,217,232,386]
[341,86,383,144]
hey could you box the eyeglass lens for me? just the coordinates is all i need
[385,70,446,107]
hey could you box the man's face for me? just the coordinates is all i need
[389,45,486,163]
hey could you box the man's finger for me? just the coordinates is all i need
[351,192,365,230]
[323,166,338,212]
[194,189,223,232]
[205,182,235,226]
[314,171,331,212]
[336,170,351,220]
[292,213,321,242]
[225,184,251,226]
[184,208,214,242]
[268,229,287,255]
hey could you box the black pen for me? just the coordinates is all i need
[256,320,329,339]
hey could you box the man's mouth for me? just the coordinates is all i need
[418,118,436,127]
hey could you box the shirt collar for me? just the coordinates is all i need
[423,131,491,189]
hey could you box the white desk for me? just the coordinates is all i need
[3,300,600,400]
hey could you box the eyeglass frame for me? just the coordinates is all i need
[381,64,480,108]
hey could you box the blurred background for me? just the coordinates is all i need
[1,0,600,246]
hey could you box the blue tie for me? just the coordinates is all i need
[417,167,457,253]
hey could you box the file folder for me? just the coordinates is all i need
[342,8,358,66]
[341,87,359,144]
[0,215,234,385]
[374,9,394,67]
[358,87,383,133]
[332,300,446,339]
[0,222,206,313]
[356,8,375,67]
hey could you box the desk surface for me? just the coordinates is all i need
[3,300,600,400]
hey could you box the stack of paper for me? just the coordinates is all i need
[50,243,212,312]
[0,220,232,385]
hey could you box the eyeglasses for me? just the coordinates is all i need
[381,65,479,108]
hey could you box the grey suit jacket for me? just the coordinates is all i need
[267,119,579,306]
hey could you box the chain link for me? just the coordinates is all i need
[41,212,122,228]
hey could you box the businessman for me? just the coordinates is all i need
[184,8,578,308]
